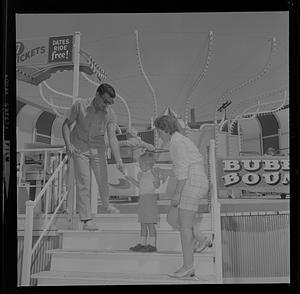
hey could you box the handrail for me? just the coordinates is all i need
[21,152,71,286]
[32,191,68,253]
[209,139,223,283]
[17,147,65,152]
[33,156,68,205]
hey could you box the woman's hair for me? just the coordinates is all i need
[138,151,156,166]
[154,115,180,135]
[96,83,116,98]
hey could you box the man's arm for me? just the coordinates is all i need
[62,118,77,156]
[107,123,124,172]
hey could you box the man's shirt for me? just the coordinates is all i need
[65,99,117,152]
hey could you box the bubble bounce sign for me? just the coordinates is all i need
[217,156,290,194]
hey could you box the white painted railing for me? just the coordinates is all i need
[19,148,75,285]
[209,139,223,283]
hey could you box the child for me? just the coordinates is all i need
[124,152,161,252]
[118,128,155,160]
[154,115,210,278]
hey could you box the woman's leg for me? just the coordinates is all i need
[178,208,196,270]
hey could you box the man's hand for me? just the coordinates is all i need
[144,143,155,151]
[171,193,181,207]
[66,144,78,157]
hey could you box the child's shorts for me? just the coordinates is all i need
[138,194,159,223]
[179,163,209,212]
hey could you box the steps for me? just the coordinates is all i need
[59,229,214,252]
[76,212,212,230]
[48,249,215,275]
[32,213,218,285]
[33,271,217,285]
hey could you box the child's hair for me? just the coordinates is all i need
[154,115,180,135]
[138,151,156,167]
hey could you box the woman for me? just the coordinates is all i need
[154,115,210,278]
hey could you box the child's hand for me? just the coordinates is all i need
[171,193,181,207]
[153,167,160,175]
[160,175,168,184]
[121,168,128,176]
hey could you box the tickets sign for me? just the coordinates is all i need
[16,37,48,66]
[16,35,73,66]
[217,157,290,193]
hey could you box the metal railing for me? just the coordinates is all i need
[209,139,223,283]
[19,148,74,285]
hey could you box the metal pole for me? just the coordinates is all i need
[209,140,223,283]
[21,200,35,285]
[72,32,81,101]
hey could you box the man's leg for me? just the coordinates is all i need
[73,152,92,221]
[90,147,110,209]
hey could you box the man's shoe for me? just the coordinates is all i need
[103,204,120,213]
[140,245,157,252]
[82,220,99,231]
[129,243,145,251]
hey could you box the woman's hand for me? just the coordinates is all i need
[171,193,181,207]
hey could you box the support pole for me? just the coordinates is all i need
[72,32,81,101]
[21,201,35,285]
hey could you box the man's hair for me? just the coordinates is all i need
[266,147,276,154]
[138,151,156,166]
[154,115,180,135]
[96,83,116,98]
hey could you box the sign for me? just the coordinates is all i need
[16,35,73,66]
[48,35,73,63]
[16,38,48,66]
[217,157,290,193]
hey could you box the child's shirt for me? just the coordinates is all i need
[139,170,156,195]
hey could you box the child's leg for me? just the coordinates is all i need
[146,223,157,246]
[140,223,148,245]
[178,208,196,270]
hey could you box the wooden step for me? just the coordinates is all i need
[18,212,212,231]
[58,229,214,252]
[32,270,217,285]
[48,249,215,276]
[78,213,212,230]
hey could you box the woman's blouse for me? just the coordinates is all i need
[169,131,204,180]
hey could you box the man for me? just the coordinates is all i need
[264,147,277,156]
[62,83,124,231]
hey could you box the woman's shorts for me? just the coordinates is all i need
[179,164,209,212]
[138,194,159,223]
